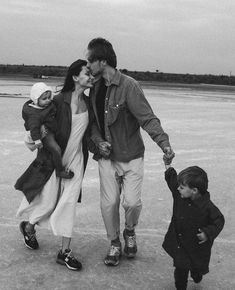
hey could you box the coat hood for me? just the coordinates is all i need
[30,82,53,105]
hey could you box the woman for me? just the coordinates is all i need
[16,59,94,271]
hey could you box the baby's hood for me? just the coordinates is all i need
[30,82,53,105]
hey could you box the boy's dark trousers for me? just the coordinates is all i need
[42,132,63,174]
[174,268,203,290]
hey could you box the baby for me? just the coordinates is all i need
[22,82,73,179]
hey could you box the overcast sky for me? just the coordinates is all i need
[1,0,234,74]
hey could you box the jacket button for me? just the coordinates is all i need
[177,246,180,249]
[178,233,182,236]
[105,110,108,113]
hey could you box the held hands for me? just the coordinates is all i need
[197,229,208,244]
[34,140,43,150]
[98,141,112,159]
[163,146,175,168]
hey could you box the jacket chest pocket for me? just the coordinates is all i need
[107,103,126,126]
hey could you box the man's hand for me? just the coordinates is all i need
[98,141,112,158]
[197,229,208,244]
[163,146,175,165]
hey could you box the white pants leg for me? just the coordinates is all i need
[121,158,143,231]
[98,157,144,241]
[98,159,121,241]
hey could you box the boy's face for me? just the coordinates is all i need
[38,91,52,107]
[177,184,196,199]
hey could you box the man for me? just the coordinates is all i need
[86,38,175,266]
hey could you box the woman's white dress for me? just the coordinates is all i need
[17,111,88,238]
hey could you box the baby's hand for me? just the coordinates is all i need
[196,229,208,244]
[40,125,48,138]
[35,140,43,149]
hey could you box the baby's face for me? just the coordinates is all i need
[38,91,52,107]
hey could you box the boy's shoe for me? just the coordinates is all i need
[191,271,203,283]
[56,170,74,179]
[19,221,39,250]
[123,229,137,258]
[56,249,82,271]
[104,244,122,266]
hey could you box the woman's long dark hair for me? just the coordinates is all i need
[61,59,87,92]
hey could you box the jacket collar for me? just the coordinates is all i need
[109,69,121,86]
[63,91,72,104]
[191,191,210,209]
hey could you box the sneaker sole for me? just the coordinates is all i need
[104,259,120,266]
[123,250,136,259]
[56,259,82,271]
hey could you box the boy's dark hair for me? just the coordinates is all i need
[87,37,117,68]
[61,59,87,92]
[177,166,208,194]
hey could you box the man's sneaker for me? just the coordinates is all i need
[191,271,203,283]
[104,244,122,266]
[56,249,82,271]
[19,221,39,250]
[123,229,137,258]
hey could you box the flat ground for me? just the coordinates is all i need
[0,85,235,290]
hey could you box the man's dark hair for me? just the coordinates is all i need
[61,59,87,92]
[177,166,208,194]
[87,38,117,68]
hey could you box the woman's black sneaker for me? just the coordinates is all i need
[19,221,39,250]
[56,249,82,271]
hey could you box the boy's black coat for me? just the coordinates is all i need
[162,167,224,274]
[15,92,97,203]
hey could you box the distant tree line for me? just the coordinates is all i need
[0,64,235,86]
[0,64,66,77]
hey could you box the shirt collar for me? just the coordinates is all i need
[109,69,121,86]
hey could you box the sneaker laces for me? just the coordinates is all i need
[109,245,120,256]
[127,235,136,248]
[64,250,77,261]
[25,230,37,242]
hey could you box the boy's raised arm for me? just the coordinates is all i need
[163,156,179,198]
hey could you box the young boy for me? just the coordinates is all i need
[22,82,73,179]
[162,156,225,290]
